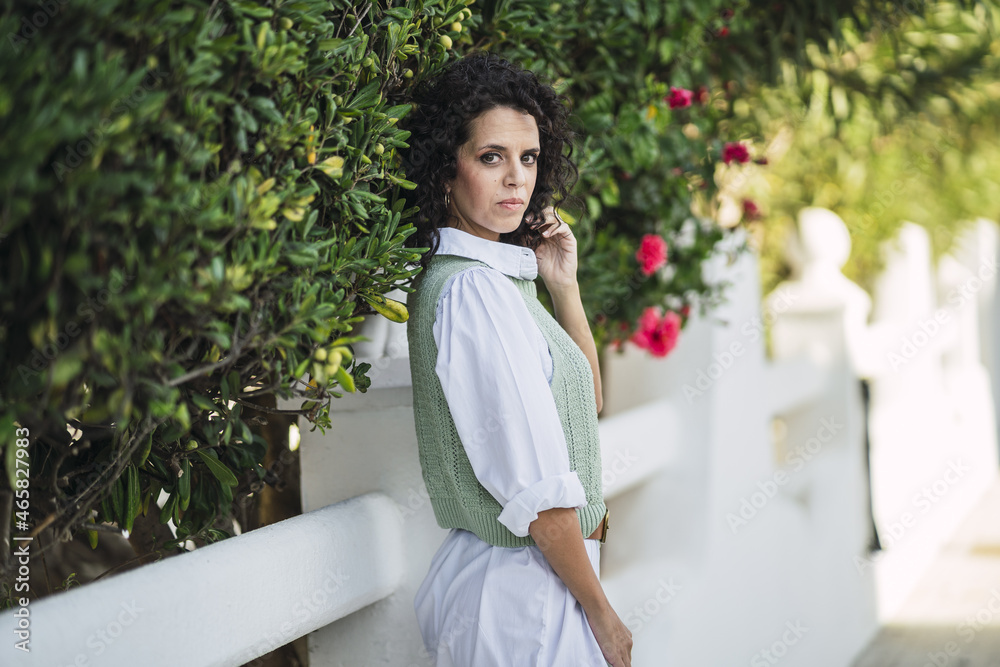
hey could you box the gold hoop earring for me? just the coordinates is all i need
[444,191,451,208]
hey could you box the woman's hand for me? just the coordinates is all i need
[529,508,630,666]
[587,603,633,667]
[530,206,578,291]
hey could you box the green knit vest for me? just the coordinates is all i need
[407,253,606,548]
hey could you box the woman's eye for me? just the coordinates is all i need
[522,153,538,165]
[480,153,501,164]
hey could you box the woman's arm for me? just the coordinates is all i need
[530,507,632,666]
[549,282,603,413]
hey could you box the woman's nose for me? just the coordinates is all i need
[505,161,526,187]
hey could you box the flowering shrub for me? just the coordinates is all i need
[0,0,927,580]
[626,307,683,358]
[667,87,694,109]
[635,235,670,276]
[722,142,752,165]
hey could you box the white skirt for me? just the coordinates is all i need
[414,528,610,667]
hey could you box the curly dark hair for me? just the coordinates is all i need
[400,52,579,271]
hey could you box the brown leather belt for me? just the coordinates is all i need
[585,508,610,543]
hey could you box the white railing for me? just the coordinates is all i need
[0,493,403,667]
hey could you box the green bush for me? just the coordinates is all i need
[1,0,929,596]
[0,0,464,568]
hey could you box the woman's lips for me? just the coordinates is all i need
[498,199,523,211]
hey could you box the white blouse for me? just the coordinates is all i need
[431,227,589,535]
[414,226,608,667]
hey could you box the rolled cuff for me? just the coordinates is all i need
[497,471,588,538]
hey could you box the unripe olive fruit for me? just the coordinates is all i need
[439,35,453,49]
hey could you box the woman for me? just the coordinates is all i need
[402,52,632,667]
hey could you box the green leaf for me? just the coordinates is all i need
[385,7,413,20]
[197,450,239,487]
[316,156,345,179]
[178,457,192,510]
[124,463,140,533]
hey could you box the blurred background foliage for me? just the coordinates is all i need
[1,0,995,599]
[720,0,1000,296]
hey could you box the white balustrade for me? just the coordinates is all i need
[0,492,403,667]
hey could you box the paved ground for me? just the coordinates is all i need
[853,479,1000,667]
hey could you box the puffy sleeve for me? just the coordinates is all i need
[432,266,588,538]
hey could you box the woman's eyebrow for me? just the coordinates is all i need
[476,144,541,152]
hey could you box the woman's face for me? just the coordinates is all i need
[445,106,540,242]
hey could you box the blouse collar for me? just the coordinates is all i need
[435,226,538,281]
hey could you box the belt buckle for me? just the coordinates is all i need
[599,508,610,544]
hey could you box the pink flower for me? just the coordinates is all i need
[667,87,693,109]
[630,307,682,358]
[722,142,750,165]
[742,198,762,221]
[635,234,669,276]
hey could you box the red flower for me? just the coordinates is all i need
[722,142,750,165]
[694,85,710,105]
[630,307,682,358]
[742,198,762,221]
[635,234,669,276]
[718,26,729,38]
[667,87,693,109]
[721,8,735,20]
